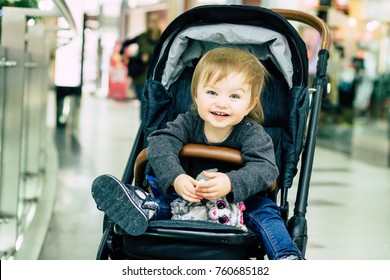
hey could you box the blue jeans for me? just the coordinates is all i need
[134,83,144,119]
[134,83,144,101]
[243,195,302,260]
[151,193,302,260]
[151,193,178,220]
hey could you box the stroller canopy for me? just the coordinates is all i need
[161,23,294,89]
[149,5,308,89]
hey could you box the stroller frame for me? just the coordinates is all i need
[95,5,331,260]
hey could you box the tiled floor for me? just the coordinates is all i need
[38,93,390,260]
[39,94,141,260]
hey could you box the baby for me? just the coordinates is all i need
[92,48,303,259]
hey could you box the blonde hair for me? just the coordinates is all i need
[191,48,268,123]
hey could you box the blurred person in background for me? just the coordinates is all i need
[353,49,377,121]
[120,12,162,102]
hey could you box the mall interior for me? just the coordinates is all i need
[0,0,389,260]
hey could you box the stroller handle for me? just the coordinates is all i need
[134,144,276,192]
[273,9,331,51]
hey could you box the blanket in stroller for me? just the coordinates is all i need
[171,169,247,231]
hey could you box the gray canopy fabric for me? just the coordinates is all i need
[160,23,294,90]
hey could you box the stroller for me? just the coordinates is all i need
[95,5,331,260]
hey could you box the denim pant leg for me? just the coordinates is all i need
[134,83,144,101]
[134,83,144,119]
[150,193,178,220]
[244,195,302,260]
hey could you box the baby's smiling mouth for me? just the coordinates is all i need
[211,111,230,117]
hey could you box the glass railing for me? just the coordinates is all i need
[0,0,77,259]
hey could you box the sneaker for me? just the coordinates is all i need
[91,174,158,236]
[278,255,304,260]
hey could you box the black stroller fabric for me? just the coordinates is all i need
[114,5,311,260]
[118,220,260,259]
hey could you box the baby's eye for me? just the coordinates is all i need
[230,94,240,99]
[207,90,217,96]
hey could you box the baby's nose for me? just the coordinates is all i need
[215,97,228,107]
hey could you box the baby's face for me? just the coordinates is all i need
[195,72,254,134]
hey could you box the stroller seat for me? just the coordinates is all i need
[95,5,331,260]
[115,221,261,260]
[112,144,271,260]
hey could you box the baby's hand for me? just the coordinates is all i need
[173,174,202,203]
[195,171,232,200]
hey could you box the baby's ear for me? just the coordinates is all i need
[238,202,246,211]
[252,97,260,108]
[246,97,258,115]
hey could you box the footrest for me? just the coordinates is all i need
[114,220,260,245]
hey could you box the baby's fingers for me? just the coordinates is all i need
[202,170,218,179]
[196,178,216,189]
[182,189,202,203]
[199,193,220,201]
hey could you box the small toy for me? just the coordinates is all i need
[171,169,247,231]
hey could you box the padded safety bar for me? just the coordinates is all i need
[273,9,331,51]
[134,143,276,192]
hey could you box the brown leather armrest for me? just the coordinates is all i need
[134,143,276,192]
[180,143,244,165]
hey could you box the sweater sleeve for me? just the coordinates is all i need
[146,113,194,193]
[226,125,279,203]
[119,35,140,55]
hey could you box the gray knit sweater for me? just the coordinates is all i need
[146,110,279,203]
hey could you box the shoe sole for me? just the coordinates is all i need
[91,175,148,236]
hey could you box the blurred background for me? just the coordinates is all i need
[0,0,389,260]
